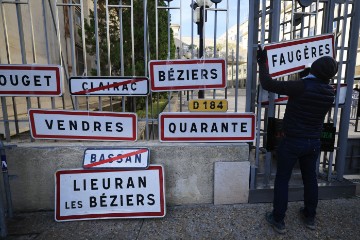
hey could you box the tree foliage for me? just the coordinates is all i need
[81,0,176,110]
[83,0,176,76]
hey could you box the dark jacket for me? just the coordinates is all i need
[258,63,335,139]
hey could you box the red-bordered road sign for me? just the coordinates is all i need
[263,34,335,78]
[83,148,150,169]
[159,112,256,142]
[55,165,166,221]
[69,76,149,96]
[149,58,226,91]
[29,109,137,141]
[0,64,63,96]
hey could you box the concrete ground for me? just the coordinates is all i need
[4,197,360,239]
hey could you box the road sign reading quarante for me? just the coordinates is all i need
[189,99,228,112]
[83,148,150,169]
[55,165,166,221]
[159,112,255,142]
[29,109,137,141]
[69,77,149,96]
[0,64,63,96]
[149,58,226,91]
[263,34,335,78]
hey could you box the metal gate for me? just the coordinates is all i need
[247,0,360,188]
[0,0,359,188]
[0,0,248,143]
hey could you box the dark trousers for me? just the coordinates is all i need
[273,136,321,222]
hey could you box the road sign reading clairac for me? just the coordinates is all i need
[149,58,226,91]
[189,99,228,112]
[29,109,137,141]
[263,34,335,78]
[159,112,255,142]
[0,64,63,96]
[69,76,149,96]
[55,165,166,221]
[83,148,150,169]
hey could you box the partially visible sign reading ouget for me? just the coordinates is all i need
[0,64,63,96]
[55,165,165,221]
[264,34,334,78]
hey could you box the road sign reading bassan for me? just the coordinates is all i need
[83,148,150,169]
[29,109,137,141]
[264,34,335,78]
[55,165,166,221]
[159,112,255,142]
[149,58,226,91]
[69,76,149,96]
[0,64,63,96]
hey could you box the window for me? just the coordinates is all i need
[76,45,85,75]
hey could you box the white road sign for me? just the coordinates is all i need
[264,34,335,78]
[69,77,149,96]
[55,165,166,221]
[29,109,137,141]
[159,112,256,142]
[149,58,226,91]
[83,148,150,169]
[0,64,63,96]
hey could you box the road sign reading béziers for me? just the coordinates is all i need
[55,165,166,221]
[264,34,335,78]
[83,148,150,169]
[159,112,255,142]
[149,58,226,91]
[69,76,149,96]
[29,109,137,141]
[0,64,63,96]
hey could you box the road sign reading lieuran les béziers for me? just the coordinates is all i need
[55,165,166,221]
[149,58,226,91]
[263,34,335,78]
[83,148,150,169]
[0,64,63,96]
[159,112,255,142]
[29,109,137,141]
[69,76,149,96]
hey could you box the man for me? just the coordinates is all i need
[257,46,337,234]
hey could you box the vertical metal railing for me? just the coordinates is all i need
[0,0,357,163]
[248,0,360,189]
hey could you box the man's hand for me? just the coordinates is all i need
[257,45,267,64]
